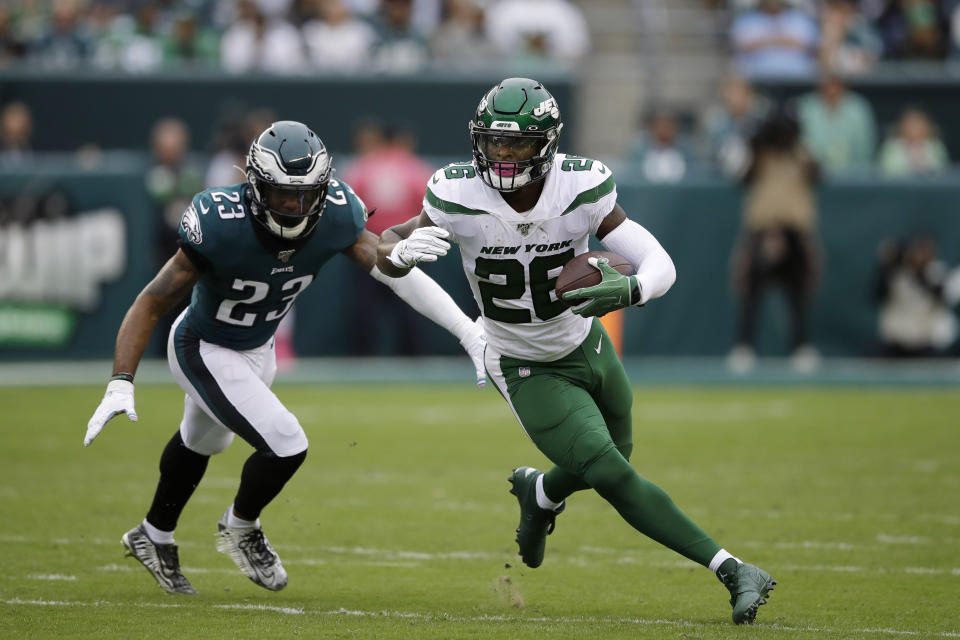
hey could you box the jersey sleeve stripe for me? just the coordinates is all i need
[561,175,616,216]
[425,187,488,216]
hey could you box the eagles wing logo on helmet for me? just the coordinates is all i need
[246,120,332,240]
[180,204,202,244]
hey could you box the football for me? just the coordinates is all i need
[555,250,634,306]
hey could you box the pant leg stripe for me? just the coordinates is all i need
[484,348,531,440]
[173,319,271,452]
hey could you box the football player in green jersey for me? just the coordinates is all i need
[84,121,486,595]
[377,79,776,624]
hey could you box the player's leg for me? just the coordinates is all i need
[120,313,230,595]
[588,322,776,624]
[170,321,307,591]
[539,322,634,503]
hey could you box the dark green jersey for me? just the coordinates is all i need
[176,179,367,350]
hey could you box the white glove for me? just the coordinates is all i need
[387,227,451,269]
[84,379,138,447]
[459,317,487,388]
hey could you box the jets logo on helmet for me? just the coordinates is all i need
[469,78,563,192]
[532,99,560,119]
[246,120,332,240]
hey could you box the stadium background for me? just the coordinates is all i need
[1,2,958,638]
[2,0,960,372]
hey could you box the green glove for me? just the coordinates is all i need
[561,257,642,318]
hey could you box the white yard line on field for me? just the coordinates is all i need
[2,534,958,576]
[3,598,958,637]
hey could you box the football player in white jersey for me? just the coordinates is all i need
[377,78,776,624]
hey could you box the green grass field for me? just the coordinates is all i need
[1,384,958,639]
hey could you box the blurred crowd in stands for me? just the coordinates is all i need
[0,0,589,73]
[728,0,959,77]
[1,0,959,362]
[627,73,951,181]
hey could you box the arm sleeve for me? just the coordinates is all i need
[176,239,212,272]
[600,217,677,305]
[368,264,475,341]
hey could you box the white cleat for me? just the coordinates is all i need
[216,509,288,591]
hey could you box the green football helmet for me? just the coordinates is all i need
[470,78,563,192]
[246,120,331,240]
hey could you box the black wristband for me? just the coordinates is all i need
[629,276,643,306]
[110,372,134,383]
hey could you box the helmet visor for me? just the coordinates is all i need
[476,132,543,177]
[261,182,325,228]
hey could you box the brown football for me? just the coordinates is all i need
[555,250,634,307]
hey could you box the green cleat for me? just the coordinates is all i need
[508,467,564,568]
[718,561,776,625]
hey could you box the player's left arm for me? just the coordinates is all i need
[344,230,487,387]
[562,203,677,317]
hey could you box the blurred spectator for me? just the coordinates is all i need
[797,75,876,173]
[162,11,219,69]
[145,117,204,354]
[205,107,276,188]
[730,0,818,78]
[819,0,883,74]
[873,234,957,356]
[0,5,27,66]
[92,3,164,72]
[341,120,438,354]
[302,0,377,72]
[0,101,33,167]
[26,0,92,70]
[484,0,590,67]
[430,0,497,66]
[728,106,822,373]
[702,75,771,177]
[877,107,949,176]
[876,0,949,60]
[220,0,303,74]
[372,0,430,73]
[625,107,695,183]
[254,0,298,19]
[146,117,204,273]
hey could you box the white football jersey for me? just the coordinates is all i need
[423,154,617,361]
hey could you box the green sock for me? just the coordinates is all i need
[543,466,589,502]
[583,448,722,567]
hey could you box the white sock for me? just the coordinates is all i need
[226,505,261,529]
[708,549,741,573]
[535,474,563,511]
[142,519,174,545]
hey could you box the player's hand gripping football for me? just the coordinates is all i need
[459,317,487,387]
[561,257,640,318]
[387,226,451,269]
[84,380,138,447]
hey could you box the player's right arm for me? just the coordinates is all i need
[113,249,201,375]
[84,249,200,447]
[376,210,450,278]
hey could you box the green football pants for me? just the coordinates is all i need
[487,319,721,567]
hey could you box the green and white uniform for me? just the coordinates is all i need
[426,156,722,568]
[424,154,614,362]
